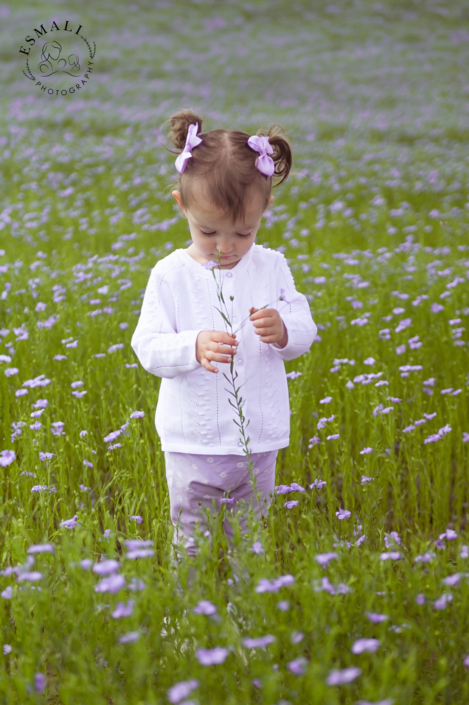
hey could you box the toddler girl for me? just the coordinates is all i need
[131,109,317,570]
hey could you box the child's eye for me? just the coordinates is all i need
[200,230,252,238]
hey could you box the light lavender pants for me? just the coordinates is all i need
[164,450,278,558]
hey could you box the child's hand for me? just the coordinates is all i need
[249,307,288,348]
[196,330,238,373]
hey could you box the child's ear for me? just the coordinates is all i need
[172,190,187,217]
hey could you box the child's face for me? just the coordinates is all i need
[172,187,274,269]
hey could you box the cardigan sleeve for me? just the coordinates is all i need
[270,254,318,361]
[130,266,203,379]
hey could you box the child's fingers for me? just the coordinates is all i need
[202,359,218,373]
[206,349,235,364]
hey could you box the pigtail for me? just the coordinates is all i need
[162,108,204,156]
[256,124,292,187]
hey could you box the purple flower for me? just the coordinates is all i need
[243,634,276,649]
[327,434,340,440]
[442,573,461,586]
[16,569,42,582]
[287,657,307,675]
[279,287,291,304]
[320,396,332,404]
[167,679,199,704]
[384,531,401,548]
[414,552,435,563]
[416,593,425,605]
[193,600,217,616]
[0,450,16,467]
[286,371,302,380]
[276,484,292,495]
[255,574,295,593]
[60,514,78,529]
[128,577,146,592]
[27,544,54,555]
[310,478,326,489]
[284,500,298,509]
[360,447,373,455]
[203,260,218,270]
[439,528,457,541]
[277,600,289,611]
[366,612,388,623]
[315,552,337,567]
[124,539,153,550]
[463,655,469,668]
[434,593,453,610]
[361,475,374,484]
[326,666,361,685]
[119,631,140,644]
[336,508,351,520]
[126,548,154,559]
[220,497,234,504]
[129,515,143,524]
[380,552,402,561]
[351,638,380,654]
[94,573,126,593]
[93,559,120,575]
[34,673,46,693]
[112,599,134,619]
[249,541,264,554]
[317,414,335,430]
[104,430,122,443]
[290,482,305,492]
[51,421,65,436]
[39,452,56,461]
[1,586,13,599]
[195,647,228,665]
[130,411,144,418]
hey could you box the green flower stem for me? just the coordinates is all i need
[210,251,267,526]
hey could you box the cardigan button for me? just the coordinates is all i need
[226,272,233,277]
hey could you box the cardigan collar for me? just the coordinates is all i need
[179,244,256,277]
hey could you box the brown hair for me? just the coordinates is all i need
[162,108,293,224]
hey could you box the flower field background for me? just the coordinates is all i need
[1,0,469,702]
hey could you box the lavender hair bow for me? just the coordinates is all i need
[175,122,203,174]
[247,134,275,177]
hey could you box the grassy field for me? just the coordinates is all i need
[1,0,469,702]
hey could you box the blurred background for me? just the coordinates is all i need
[2,0,468,258]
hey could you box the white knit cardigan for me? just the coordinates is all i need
[131,244,317,455]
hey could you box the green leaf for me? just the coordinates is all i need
[213,306,231,327]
